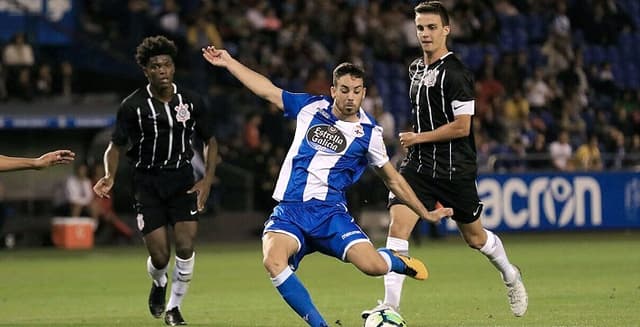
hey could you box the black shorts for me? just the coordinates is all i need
[133,165,198,235]
[388,167,483,224]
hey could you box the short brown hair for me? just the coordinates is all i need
[414,1,450,26]
[332,62,365,86]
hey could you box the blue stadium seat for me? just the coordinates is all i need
[513,28,528,51]
[526,14,547,43]
[375,77,391,99]
[607,46,620,65]
[499,32,514,52]
[484,45,501,62]
[373,60,390,79]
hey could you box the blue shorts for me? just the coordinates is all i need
[262,199,371,270]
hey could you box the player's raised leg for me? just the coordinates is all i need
[346,241,428,280]
[263,232,329,327]
[458,220,528,317]
[144,227,171,319]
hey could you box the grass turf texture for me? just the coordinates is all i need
[0,232,638,326]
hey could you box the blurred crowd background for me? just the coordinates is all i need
[1,0,639,245]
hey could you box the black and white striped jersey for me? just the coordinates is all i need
[111,83,212,170]
[401,52,477,179]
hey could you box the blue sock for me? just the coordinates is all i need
[377,248,407,273]
[272,267,328,327]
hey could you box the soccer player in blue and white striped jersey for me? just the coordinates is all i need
[203,46,452,327]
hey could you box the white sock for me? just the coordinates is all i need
[166,253,195,310]
[147,256,168,287]
[383,237,409,308]
[479,229,517,284]
[270,266,294,287]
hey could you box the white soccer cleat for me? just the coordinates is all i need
[361,300,399,319]
[506,265,528,317]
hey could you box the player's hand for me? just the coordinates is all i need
[399,132,419,148]
[36,150,75,169]
[202,46,231,67]
[422,207,453,223]
[187,179,212,212]
[93,176,114,199]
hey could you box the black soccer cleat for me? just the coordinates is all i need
[148,277,167,318]
[165,307,187,326]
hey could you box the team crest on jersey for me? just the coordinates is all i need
[353,124,364,137]
[306,124,347,153]
[423,69,438,87]
[174,103,191,123]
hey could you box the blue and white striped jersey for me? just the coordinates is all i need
[273,91,389,203]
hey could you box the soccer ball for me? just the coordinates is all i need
[363,309,408,327]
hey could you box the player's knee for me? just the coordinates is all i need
[262,255,288,276]
[175,246,194,259]
[466,236,484,250]
[356,258,388,277]
[149,252,170,268]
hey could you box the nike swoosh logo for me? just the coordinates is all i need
[453,105,464,110]
[148,113,160,119]
[190,210,198,215]
[472,205,482,216]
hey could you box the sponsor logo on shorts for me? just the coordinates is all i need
[341,230,362,240]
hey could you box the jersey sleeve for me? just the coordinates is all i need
[444,67,475,116]
[282,91,318,119]
[192,94,214,141]
[366,126,390,168]
[111,101,132,146]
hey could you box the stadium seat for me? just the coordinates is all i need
[373,60,390,79]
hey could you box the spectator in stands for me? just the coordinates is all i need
[550,0,571,38]
[541,32,574,78]
[56,162,95,218]
[503,88,530,131]
[2,32,34,69]
[186,13,223,51]
[549,129,574,171]
[558,98,587,145]
[157,0,183,37]
[626,133,640,168]
[527,132,551,171]
[525,67,556,113]
[243,111,262,152]
[573,134,603,171]
[15,67,34,101]
[58,61,74,100]
[35,64,53,97]
[304,66,331,96]
[361,84,383,114]
[371,99,396,153]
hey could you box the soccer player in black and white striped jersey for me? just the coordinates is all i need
[93,36,217,326]
[363,1,528,319]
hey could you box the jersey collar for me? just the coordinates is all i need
[145,83,177,98]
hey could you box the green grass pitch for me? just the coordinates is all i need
[1,232,639,326]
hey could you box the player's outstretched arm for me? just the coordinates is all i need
[372,162,453,223]
[93,142,121,199]
[0,150,75,172]
[202,45,284,110]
